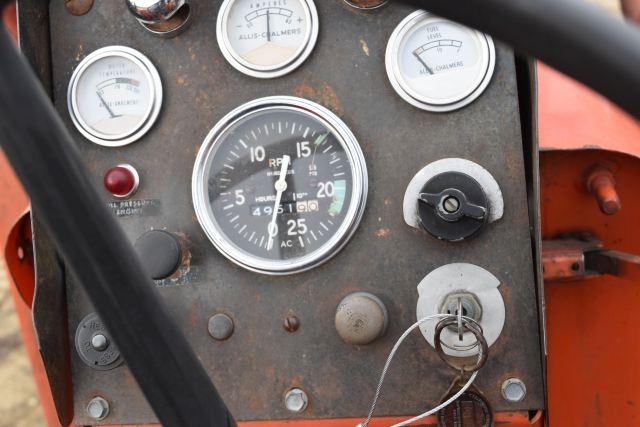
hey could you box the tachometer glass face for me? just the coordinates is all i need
[193,97,367,275]
[68,46,162,147]
[386,11,495,112]
[217,0,318,78]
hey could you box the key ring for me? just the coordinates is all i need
[434,318,488,374]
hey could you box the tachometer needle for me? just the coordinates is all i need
[413,52,434,75]
[267,155,290,251]
[96,91,120,119]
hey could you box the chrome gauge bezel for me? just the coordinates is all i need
[216,0,319,79]
[385,10,496,113]
[67,46,163,147]
[192,96,368,275]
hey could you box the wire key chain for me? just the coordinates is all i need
[358,312,488,427]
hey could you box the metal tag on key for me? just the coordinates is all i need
[437,377,493,427]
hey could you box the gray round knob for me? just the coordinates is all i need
[335,292,388,345]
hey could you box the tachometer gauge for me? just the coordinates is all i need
[192,97,367,275]
[67,46,162,147]
[386,10,495,112]
[216,0,319,79]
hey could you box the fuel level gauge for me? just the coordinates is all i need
[67,46,162,147]
[386,10,495,112]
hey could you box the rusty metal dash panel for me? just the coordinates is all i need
[33,0,544,423]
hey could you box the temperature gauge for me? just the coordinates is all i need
[386,11,495,112]
[67,46,162,147]
[217,0,319,79]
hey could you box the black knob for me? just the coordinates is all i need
[417,171,489,241]
[134,230,182,280]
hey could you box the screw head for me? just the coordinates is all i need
[284,388,308,413]
[90,334,109,352]
[443,196,460,213]
[86,397,109,420]
[283,315,300,333]
[208,314,234,341]
[501,378,527,402]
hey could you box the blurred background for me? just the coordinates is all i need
[0,0,625,426]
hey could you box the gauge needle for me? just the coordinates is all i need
[413,52,434,75]
[267,155,290,251]
[266,9,271,42]
[96,91,120,119]
[310,133,328,168]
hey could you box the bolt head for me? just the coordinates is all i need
[208,314,234,341]
[284,388,308,413]
[283,316,300,333]
[502,378,527,402]
[87,397,109,420]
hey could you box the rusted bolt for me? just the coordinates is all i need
[586,168,621,215]
[65,0,94,16]
[283,315,300,333]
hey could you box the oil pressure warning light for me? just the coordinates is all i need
[217,0,319,78]
[67,46,163,147]
[386,10,496,112]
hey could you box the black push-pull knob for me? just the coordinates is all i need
[134,230,182,280]
[417,171,489,242]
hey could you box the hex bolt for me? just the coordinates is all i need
[86,396,110,421]
[208,313,234,341]
[501,378,527,402]
[284,388,308,413]
[283,315,300,333]
[586,168,621,215]
[443,196,460,213]
[91,334,109,352]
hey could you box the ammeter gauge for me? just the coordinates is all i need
[385,10,495,112]
[216,0,319,78]
[192,97,368,275]
[67,46,162,147]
